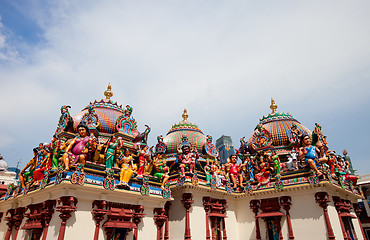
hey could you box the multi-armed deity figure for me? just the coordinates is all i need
[152,152,170,189]
[177,136,198,177]
[62,122,91,172]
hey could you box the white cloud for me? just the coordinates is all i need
[0,1,370,173]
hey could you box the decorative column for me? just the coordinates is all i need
[132,205,145,240]
[280,196,295,240]
[154,208,167,240]
[221,199,228,240]
[353,203,367,240]
[56,196,78,240]
[12,207,26,240]
[182,193,194,240]
[315,192,336,240]
[92,200,107,240]
[4,209,15,240]
[42,200,57,240]
[332,196,349,240]
[164,201,171,240]
[249,200,261,240]
[203,197,212,240]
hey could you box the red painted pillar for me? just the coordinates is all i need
[132,205,145,240]
[222,218,227,240]
[91,200,107,240]
[276,216,283,240]
[280,196,295,240]
[42,200,57,240]
[11,207,26,240]
[4,209,15,240]
[154,208,167,240]
[315,192,336,240]
[56,196,78,240]
[203,197,212,240]
[250,200,261,240]
[353,203,367,240]
[164,202,171,240]
[182,193,194,240]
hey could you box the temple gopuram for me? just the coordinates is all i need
[0,85,366,240]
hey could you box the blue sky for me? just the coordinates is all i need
[0,1,370,174]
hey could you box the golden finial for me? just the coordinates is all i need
[104,83,113,100]
[270,98,278,114]
[182,109,188,121]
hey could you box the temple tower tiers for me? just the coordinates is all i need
[0,88,365,240]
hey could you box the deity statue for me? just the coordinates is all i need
[177,141,198,177]
[151,153,170,189]
[117,148,135,187]
[255,155,273,188]
[33,147,51,186]
[104,136,121,170]
[271,152,281,175]
[51,135,61,169]
[62,122,91,172]
[326,151,336,177]
[226,155,244,188]
[19,148,38,188]
[135,145,149,177]
[298,133,327,176]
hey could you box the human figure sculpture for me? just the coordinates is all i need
[51,135,61,169]
[241,156,255,182]
[19,148,38,188]
[271,152,281,175]
[256,155,272,188]
[152,153,169,189]
[104,136,121,170]
[135,145,149,177]
[117,148,134,187]
[33,147,50,185]
[178,144,198,177]
[326,151,336,177]
[298,133,327,176]
[227,155,244,188]
[62,122,90,172]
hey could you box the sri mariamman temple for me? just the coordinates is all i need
[0,84,366,240]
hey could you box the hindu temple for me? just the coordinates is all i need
[0,84,365,240]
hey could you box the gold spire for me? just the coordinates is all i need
[104,83,113,100]
[270,98,278,114]
[182,109,188,121]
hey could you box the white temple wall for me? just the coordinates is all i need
[289,191,327,240]
[224,198,238,240]
[235,198,256,240]
[189,191,206,240]
[138,205,157,240]
[168,191,186,240]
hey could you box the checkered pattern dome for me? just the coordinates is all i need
[248,112,311,148]
[73,99,124,134]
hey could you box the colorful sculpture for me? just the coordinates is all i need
[62,122,90,172]
[298,133,327,176]
[117,149,134,188]
[152,153,170,189]
[177,138,198,177]
[19,148,38,188]
[226,155,244,188]
[104,135,121,170]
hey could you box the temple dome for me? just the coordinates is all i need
[72,84,131,135]
[72,99,125,134]
[247,99,311,150]
[163,109,207,154]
